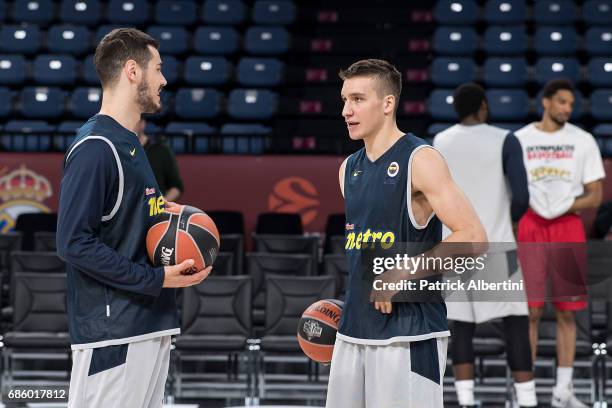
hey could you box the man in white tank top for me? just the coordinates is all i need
[434,83,537,408]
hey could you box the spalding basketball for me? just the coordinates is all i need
[146,205,220,274]
[297,299,344,364]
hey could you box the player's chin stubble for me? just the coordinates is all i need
[137,78,161,114]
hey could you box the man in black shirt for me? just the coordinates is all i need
[136,118,184,201]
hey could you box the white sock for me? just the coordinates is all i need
[455,379,475,406]
[555,367,573,390]
[515,380,537,407]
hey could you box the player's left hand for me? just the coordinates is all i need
[374,301,392,314]
[164,199,180,211]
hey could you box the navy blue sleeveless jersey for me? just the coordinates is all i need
[337,134,450,345]
[57,114,180,349]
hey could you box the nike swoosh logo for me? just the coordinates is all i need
[353,170,362,177]
[130,148,136,157]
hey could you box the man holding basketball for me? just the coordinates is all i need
[57,28,210,407]
[326,59,486,408]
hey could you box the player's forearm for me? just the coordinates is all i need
[568,192,602,212]
[57,232,165,297]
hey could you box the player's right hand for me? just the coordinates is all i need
[163,259,212,288]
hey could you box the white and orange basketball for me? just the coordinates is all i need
[146,205,220,274]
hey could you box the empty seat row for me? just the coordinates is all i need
[2,0,295,26]
[0,87,279,120]
[432,57,612,87]
[435,0,612,25]
[428,89,612,121]
[0,55,285,87]
[433,26,612,56]
[0,25,291,56]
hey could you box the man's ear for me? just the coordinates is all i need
[542,97,550,111]
[124,59,138,82]
[384,95,396,115]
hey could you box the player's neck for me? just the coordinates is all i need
[364,124,404,162]
[99,91,141,135]
[535,116,564,133]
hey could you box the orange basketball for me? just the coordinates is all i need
[297,299,344,364]
[146,205,220,274]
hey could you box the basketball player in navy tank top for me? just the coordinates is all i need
[325,59,487,408]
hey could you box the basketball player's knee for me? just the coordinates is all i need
[528,308,543,323]
[556,310,575,326]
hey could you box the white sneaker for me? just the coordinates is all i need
[552,386,589,408]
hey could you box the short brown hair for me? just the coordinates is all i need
[339,59,402,103]
[94,28,159,88]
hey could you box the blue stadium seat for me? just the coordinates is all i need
[174,88,221,119]
[428,123,453,137]
[486,89,529,121]
[252,0,296,25]
[68,87,101,119]
[244,27,290,55]
[166,121,215,135]
[237,57,283,86]
[536,90,583,120]
[591,90,612,121]
[0,55,27,85]
[534,0,575,24]
[202,0,246,25]
[155,0,197,25]
[56,121,80,150]
[228,89,278,120]
[161,55,179,84]
[57,120,81,133]
[0,0,6,21]
[33,55,77,85]
[534,57,580,85]
[483,57,528,87]
[193,26,239,55]
[0,25,41,54]
[583,0,612,25]
[592,124,612,137]
[166,121,216,153]
[148,26,189,55]
[433,27,477,55]
[534,27,578,56]
[484,0,525,24]
[107,0,149,24]
[95,25,121,43]
[220,123,270,154]
[586,28,612,56]
[60,0,101,25]
[82,54,98,84]
[431,57,476,87]
[0,87,12,117]
[588,58,612,87]
[19,87,66,118]
[434,0,478,24]
[483,26,526,55]
[13,0,53,23]
[184,56,230,86]
[2,120,53,152]
[427,89,456,121]
[47,25,91,55]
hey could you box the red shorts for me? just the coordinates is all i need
[517,209,588,311]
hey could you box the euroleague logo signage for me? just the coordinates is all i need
[268,177,320,226]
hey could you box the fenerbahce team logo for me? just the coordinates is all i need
[0,166,52,233]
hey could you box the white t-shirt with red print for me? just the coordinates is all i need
[515,122,605,220]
